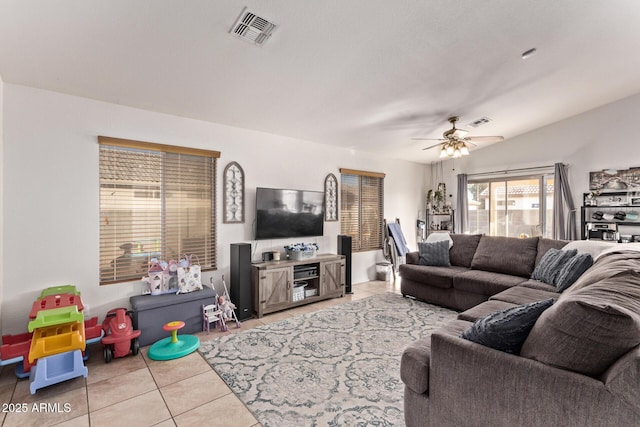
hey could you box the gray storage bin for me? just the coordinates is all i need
[130,285,217,346]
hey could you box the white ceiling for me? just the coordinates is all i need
[1,1,639,163]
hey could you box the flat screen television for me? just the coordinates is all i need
[255,187,324,240]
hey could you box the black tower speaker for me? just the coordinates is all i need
[337,235,353,294]
[230,243,253,320]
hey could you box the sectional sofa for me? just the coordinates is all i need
[399,234,567,311]
[399,235,640,427]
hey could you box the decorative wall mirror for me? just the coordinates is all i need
[324,173,338,221]
[223,161,245,223]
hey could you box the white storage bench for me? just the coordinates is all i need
[130,285,217,347]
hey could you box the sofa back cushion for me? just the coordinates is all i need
[449,234,482,268]
[470,236,539,277]
[521,270,640,377]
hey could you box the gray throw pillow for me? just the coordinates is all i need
[418,240,450,267]
[555,253,594,292]
[460,298,555,354]
[531,248,577,284]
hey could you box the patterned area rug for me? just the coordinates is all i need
[199,293,458,426]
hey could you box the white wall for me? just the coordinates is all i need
[1,83,426,334]
[0,75,4,335]
[439,92,640,229]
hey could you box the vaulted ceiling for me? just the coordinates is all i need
[1,1,639,163]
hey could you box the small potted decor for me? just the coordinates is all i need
[284,243,319,261]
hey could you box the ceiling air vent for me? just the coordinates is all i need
[230,8,277,46]
[468,117,492,128]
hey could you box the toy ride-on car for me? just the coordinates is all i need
[101,308,141,363]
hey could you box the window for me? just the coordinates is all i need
[339,168,385,251]
[98,136,219,284]
[467,173,554,238]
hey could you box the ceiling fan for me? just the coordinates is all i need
[414,116,504,158]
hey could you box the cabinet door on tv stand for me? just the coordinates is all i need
[259,267,292,315]
[321,260,344,298]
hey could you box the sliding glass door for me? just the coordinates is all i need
[467,175,554,237]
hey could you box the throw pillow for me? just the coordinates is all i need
[531,248,577,285]
[418,240,451,267]
[460,298,555,354]
[555,253,594,292]
[425,232,453,248]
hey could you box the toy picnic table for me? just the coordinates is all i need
[29,294,84,319]
[39,285,80,299]
[28,305,84,332]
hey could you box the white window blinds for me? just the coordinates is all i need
[98,136,219,284]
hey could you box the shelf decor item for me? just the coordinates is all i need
[324,173,338,221]
[223,161,245,223]
[427,182,449,214]
[284,243,318,261]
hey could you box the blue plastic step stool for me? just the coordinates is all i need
[29,350,87,394]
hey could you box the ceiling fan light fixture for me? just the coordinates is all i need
[445,144,455,156]
[460,144,470,156]
[439,147,448,158]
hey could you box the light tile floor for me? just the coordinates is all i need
[0,279,401,426]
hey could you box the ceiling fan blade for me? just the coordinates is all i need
[465,136,504,143]
[411,137,446,141]
[421,142,445,151]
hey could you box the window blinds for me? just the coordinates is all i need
[339,169,385,252]
[98,137,219,284]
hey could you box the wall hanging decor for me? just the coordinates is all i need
[324,173,338,221]
[589,167,640,191]
[223,161,245,223]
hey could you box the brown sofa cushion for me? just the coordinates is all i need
[454,270,528,296]
[569,250,640,292]
[471,236,539,277]
[449,234,482,268]
[399,264,467,289]
[458,300,516,322]
[489,286,559,305]
[521,272,640,377]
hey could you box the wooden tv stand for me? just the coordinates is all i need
[252,253,345,318]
